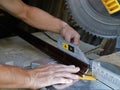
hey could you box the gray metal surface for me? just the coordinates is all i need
[92,60,120,89]
[66,0,120,38]
[48,80,112,90]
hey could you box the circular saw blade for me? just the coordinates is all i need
[66,0,120,38]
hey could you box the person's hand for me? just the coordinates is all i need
[53,79,78,90]
[27,64,80,89]
[60,22,80,45]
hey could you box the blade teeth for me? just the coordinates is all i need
[66,0,111,39]
[65,0,97,37]
[65,0,117,39]
[65,1,104,48]
[81,27,103,39]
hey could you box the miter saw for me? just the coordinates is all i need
[16,0,120,90]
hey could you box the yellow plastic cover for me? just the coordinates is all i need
[101,0,120,14]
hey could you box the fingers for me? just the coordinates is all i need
[53,72,79,80]
[55,66,80,74]
[34,64,80,74]
[28,64,80,89]
[60,22,80,45]
[69,29,80,45]
[53,83,73,90]
[64,33,80,45]
[53,78,73,84]
[51,76,78,88]
[73,34,80,45]
[53,80,78,89]
[64,34,71,44]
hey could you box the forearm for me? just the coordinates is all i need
[0,0,66,34]
[0,0,80,44]
[0,65,30,88]
[22,6,65,34]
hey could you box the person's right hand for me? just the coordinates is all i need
[27,64,80,89]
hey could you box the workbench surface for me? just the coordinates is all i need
[0,32,118,90]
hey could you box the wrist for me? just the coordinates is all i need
[23,70,32,88]
[13,68,31,88]
[26,70,39,89]
[0,65,31,88]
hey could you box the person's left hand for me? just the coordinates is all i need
[60,22,80,45]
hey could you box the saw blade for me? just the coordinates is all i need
[66,0,120,38]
